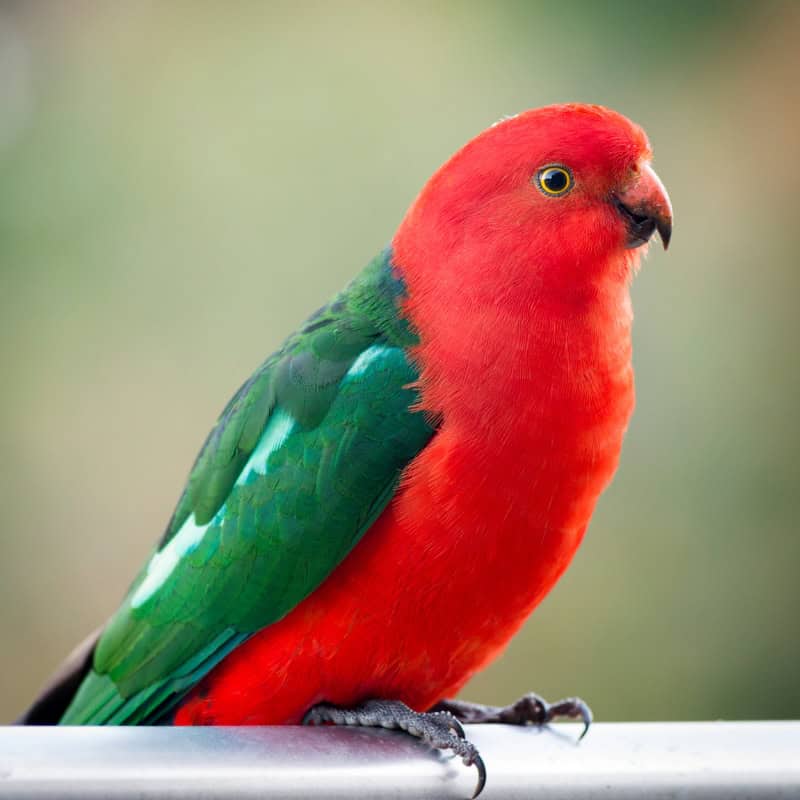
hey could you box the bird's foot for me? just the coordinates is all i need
[431,692,593,741]
[304,698,486,797]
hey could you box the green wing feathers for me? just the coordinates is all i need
[60,250,434,725]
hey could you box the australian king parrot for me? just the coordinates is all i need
[19,103,672,794]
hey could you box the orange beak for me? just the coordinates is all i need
[613,163,673,250]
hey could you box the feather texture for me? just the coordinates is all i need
[57,250,434,724]
[20,104,667,729]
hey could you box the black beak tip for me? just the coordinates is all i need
[657,218,672,251]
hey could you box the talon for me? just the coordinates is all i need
[304,699,485,793]
[546,697,593,740]
[471,752,487,798]
[432,691,593,741]
[576,701,593,741]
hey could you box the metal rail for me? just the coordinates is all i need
[1,722,798,798]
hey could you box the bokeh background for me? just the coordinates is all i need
[1,1,798,724]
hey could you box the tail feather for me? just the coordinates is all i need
[16,628,100,725]
[59,628,247,725]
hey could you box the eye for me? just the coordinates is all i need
[536,165,573,197]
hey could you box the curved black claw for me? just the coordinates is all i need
[470,752,487,799]
[546,696,593,741]
[304,699,487,797]
[432,692,593,742]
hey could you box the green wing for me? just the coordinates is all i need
[60,249,434,725]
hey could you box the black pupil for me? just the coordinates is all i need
[544,169,567,192]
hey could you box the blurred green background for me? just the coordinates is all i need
[1,1,798,724]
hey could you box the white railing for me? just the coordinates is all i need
[1,722,798,798]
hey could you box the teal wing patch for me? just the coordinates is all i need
[60,250,434,725]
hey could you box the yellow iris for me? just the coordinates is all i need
[537,166,572,196]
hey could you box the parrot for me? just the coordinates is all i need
[19,103,672,796]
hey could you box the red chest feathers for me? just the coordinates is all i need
[177,289,635,726]
[395,296,635,647]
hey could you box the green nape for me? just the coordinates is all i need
[60,248,436,725]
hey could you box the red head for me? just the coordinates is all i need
[393,104,672,421]
[394,104,671,310]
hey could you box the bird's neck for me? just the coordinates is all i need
[399,257,635,447]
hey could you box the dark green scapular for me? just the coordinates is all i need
[59,248,435,725]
